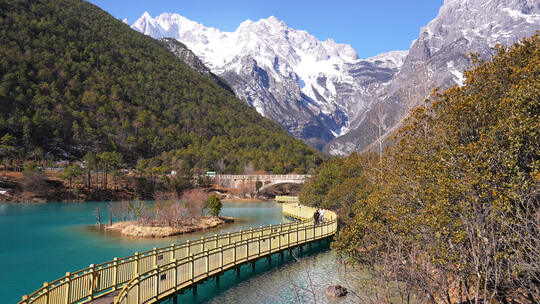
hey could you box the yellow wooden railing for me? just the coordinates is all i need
[275,196,300,203]
[18,202,336,304]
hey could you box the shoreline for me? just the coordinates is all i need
[221,197,273,203]
[1,196,277,204]
[0,172,296,204]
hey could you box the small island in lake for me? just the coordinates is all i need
[105,216,234,238]
[103,190,231,238]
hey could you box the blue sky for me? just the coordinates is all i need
[87,0,444,59]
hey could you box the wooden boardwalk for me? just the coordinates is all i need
[86,291,119,304]
[19,201,336,304]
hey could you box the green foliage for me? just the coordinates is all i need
[206,194,222,217]
[0,0,321,174]
[165,162,193,194]
[330,35,540,301]
[22,162,39,172]
[83,152,98,168]
[97,151,123,172]
[60,164,82,188]
[0,133,16,159]
[299,152,374,222]
[1,133,16,147]
[61,164,82,180]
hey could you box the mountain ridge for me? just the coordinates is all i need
[132,1,539,153]
[326,0,540,155]
[132,13,405,150]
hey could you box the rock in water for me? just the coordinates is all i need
[325,284,348,298]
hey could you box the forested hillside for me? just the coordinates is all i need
[0,0,321,174]
[301,35,539,302]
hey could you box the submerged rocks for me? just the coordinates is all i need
[325,284,348,298]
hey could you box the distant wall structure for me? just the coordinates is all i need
[214,175,311,191]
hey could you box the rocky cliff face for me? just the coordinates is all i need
[133,0,539,153]
[325,0,540,154]
[159,38,233,93]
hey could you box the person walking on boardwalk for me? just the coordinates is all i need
[319,209,325,223]
[314,209,320,225]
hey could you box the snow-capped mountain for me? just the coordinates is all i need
[366,51,409,69]
[326,0,540,155]
[132,0,539,153]
[159,38,233,93]
[132,13,406,149]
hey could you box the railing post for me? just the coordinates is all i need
[113,257,118,290]
[250,228,253,239]
[215,234,218,248]
[220,247,224,270]
[43,282,49,304]
[201,237,205,252]
[89,264,95,300]
[153,247,158,267]
[65,273,71,304]
[21,295,29,304]
[269,224,273,252]
[173,258,178,291]
[296,222,299,244]
[227,232,231,245]
[258,235,261,257]
[186,240,190,257]
[134,252,139,276]
[279,226,282,248]
[136,279,140,304]
[190,254,194,283]
[233,242,237,264]
[171,243,175,261]
[205,250,209,274]
[155,265,159,301]
[269,228,272,253]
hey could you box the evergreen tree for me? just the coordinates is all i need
[206,194,222,217]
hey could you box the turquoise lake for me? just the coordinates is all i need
[0,201,369,304]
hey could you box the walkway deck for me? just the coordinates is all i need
[86,291,119,304]
[19,201,336,304]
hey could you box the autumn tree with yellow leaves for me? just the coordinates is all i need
[316,35,539,303]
